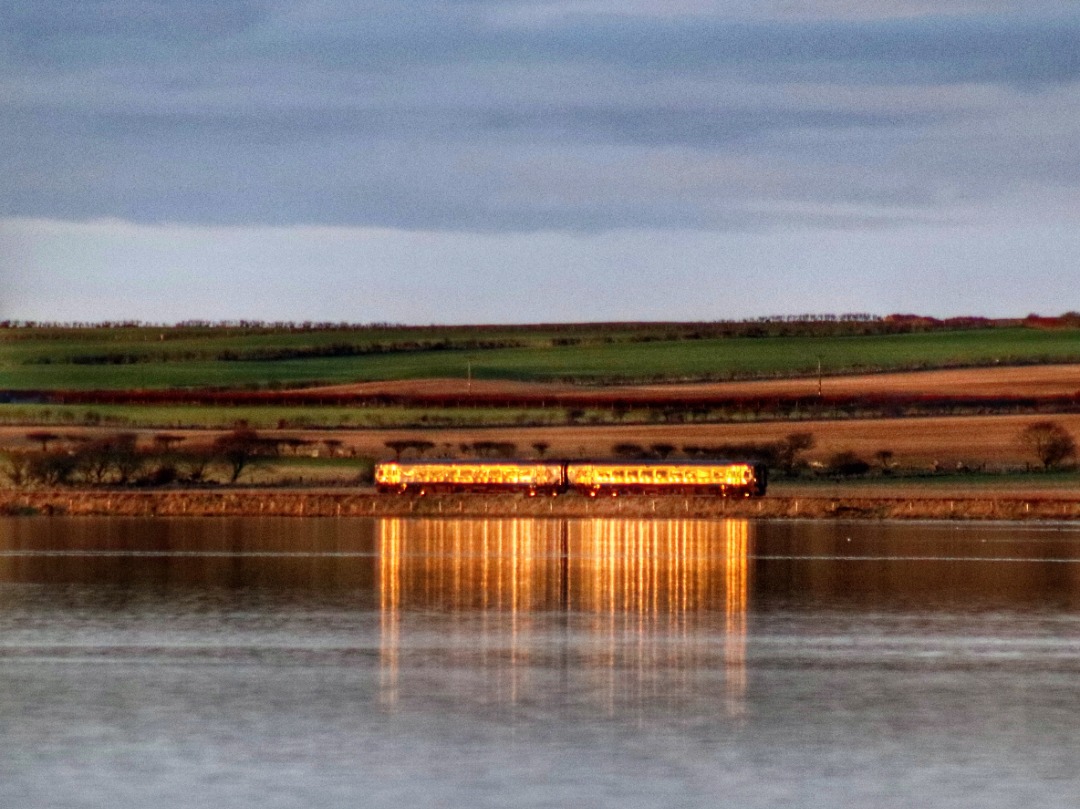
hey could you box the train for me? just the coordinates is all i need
[374,459,767,497]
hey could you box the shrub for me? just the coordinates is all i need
[775,432,815,475]
[471,441,516,458]
[1018,421,1077,469]
[2,452,33,486]
[27,452,78,486]
[385,439,435,459]
[826,451,870,477]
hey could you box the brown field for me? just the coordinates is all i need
[4,411,1077,471]
[295,364,1080,401]
[333,412,1080,468]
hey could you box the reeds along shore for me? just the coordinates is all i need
[4,489,1080,521]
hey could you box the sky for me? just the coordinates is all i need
[2,1,1079,324]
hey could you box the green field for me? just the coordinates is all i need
[4,323,1080,390]
[0,403,572,430]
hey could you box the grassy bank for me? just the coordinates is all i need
[5,487,1080,521]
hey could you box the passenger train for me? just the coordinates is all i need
[375,459,767,497]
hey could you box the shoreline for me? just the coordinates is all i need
[4,487,1080,521]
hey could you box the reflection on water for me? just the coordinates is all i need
[377,518,750,714]
[3,516,1080,808]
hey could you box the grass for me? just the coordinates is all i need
[5,325,1080,390]
[777,469,1080,487]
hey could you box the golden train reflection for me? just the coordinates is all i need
[378,518,750,714]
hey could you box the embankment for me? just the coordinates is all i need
[4,488,1080,521]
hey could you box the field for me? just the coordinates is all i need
[0,403,565,430]
[5,363,1080,430]
[5,320,1080,494]
[2,409,1076,474]
[289,363,1080,401]
[5,322,1080,390]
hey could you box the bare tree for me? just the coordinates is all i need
[26,453,78,486]
[411,440,436,457]
[73,432,142,485]
[153,433,184,451]
[176,450,213,483]
[2,453,33,487]
[213,427,274,483]
[278,436,313,456]
[472,441,516,458]
[110,433,143,485]
[612,442,647,458]
[874,449,895,472]
[774,432,816,475]
[26,431,61,452]
[1018,421,1077,469]
[385,440,412,460]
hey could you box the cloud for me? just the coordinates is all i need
[1,4,1079,238]
[0,1,266,45]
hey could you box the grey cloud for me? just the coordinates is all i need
[255,11,1080,88]
[0,1,267,44]
[17,101,938,147]
[495,106,946,148]
[2,3,1079,232]
[9,5,1080,90]
[0,92,952,229]
[6,4,1080,88]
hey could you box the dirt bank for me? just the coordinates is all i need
[4,488,1080,522]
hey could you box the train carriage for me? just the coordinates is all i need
[375,459,767,497]
[375,460,565,495]
[566,461,766,497]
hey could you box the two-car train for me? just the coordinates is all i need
[375,459,767,497]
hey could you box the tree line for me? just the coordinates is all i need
[382,421,1080,478]
[2,427,359,488]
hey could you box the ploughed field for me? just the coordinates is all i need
[293,363,1080,400]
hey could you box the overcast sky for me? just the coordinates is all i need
[2,1,1079,324]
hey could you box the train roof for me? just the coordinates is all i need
[377,458,763,466]
[377,459,561,465]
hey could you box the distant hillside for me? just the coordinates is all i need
[3,315,1080,391]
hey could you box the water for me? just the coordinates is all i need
[2,517,1080,808]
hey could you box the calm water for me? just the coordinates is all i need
[2,516,1080,808]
